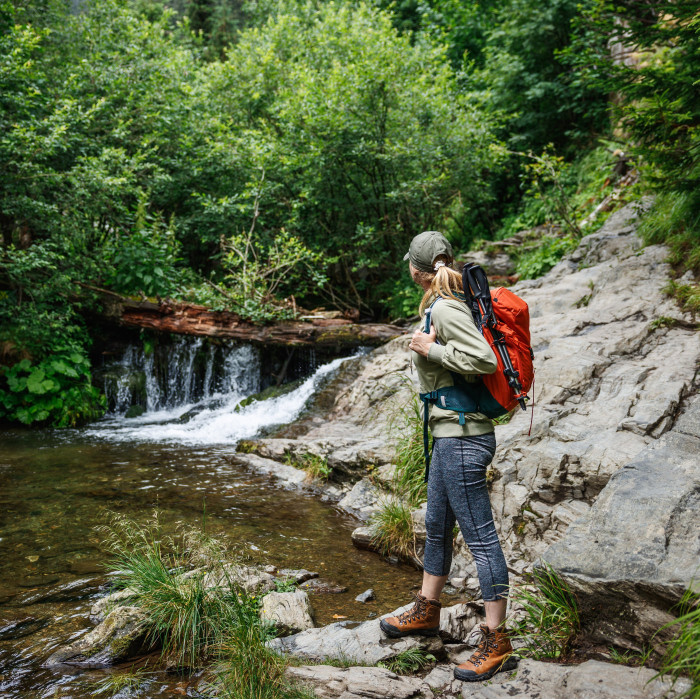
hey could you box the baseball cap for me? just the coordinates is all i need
[403,231,454,273]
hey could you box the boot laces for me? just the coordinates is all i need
[468,625,498,666]
[397,593,428,625]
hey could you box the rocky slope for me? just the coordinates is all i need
[238,200,699,655]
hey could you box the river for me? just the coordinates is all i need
[0,342,419,698]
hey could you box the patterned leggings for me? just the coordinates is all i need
[423,433,509,601]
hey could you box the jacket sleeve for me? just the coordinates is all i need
[426,300,498,376]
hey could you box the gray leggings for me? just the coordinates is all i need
[423,433,509,601]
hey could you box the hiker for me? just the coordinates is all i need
[379,230,517,682]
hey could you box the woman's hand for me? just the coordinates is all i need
[409,324,436,357]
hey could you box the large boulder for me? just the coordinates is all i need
[260,590,315,636]
[543,394,700,651]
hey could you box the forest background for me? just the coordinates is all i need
[0,0,698,426]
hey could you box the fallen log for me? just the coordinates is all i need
[94,288,406,348]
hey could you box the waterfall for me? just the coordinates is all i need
[91,337,358,446]
[102,339,261,416]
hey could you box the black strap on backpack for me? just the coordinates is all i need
[462,263,527,411]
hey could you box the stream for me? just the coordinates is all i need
[0,341,419,698]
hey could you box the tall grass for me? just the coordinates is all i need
[370,500,417,562]
[98,513,306,698]
[509,561,580,660]
[391,390,428,508]
[655,586,700,697]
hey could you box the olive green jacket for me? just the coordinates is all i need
[412,296,498,438]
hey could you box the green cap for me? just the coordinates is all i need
[403,231,454,273]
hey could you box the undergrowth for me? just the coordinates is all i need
[510,561,580,660]
[98,513,305,698]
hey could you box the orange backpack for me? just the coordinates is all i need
[461,263,534,417]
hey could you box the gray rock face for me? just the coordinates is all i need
[338,477,383,520]
[46,606,150,667]
[260,590,315,636]
[286,664,425,698]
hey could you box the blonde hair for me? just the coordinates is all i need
[416,255,464,314]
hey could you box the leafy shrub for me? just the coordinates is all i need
[516,236,577,279]
[0,344,105,426]
[510,561,580,659]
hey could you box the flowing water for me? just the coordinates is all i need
[0,341,422,698]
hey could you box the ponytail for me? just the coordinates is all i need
[417,255,463,315]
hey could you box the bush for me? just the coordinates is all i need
[516,235,577,279]
[0,344,105,426]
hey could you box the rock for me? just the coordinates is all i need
[286,665,425,699]
[125,404,145,418]
[421,664,455,694]
[268,602,444,665]
[440,603,482,643]
[355,588,375,603]
[351,526,375,551]
[299,578,348,594]
[452,658,690,699]
[0,616,49,640]
[91,588,136,621]
[260,591,315,636]
[337,478,383,521]
[229,453,308,490]
[17,574,60,588]
[45,606,150,667]
[544,397,700,650]
[276,568,319,584]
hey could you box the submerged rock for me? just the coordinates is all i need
[355,588,375,603]
[45,606,150,667]
[261,590,315,636]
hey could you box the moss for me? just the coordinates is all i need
[236,440,259,454]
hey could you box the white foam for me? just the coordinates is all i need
[84,354,350,446]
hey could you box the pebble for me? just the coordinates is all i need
[355,588,375,603]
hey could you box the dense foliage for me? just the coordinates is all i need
[1,0,696,425]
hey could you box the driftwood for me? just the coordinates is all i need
[92,287,406,348]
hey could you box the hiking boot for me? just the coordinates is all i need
[454,624,518,682]
[379,592,442,638]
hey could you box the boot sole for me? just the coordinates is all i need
[453,655,518,683]
[379,619,440,638]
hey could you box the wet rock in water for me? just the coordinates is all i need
[299,578,348,594]
[68,559,104,576]
[16,577,97,606]
[286,665,424,699]
[276,568,319,584]
[124,405,145,418]
[355,588,375,603]
[0,616,49,640]
[229,453,308,490]
[17,574,60,588]
[46,606,151,667]
[91,588,136,622]
[261,591,315,636]
[350,526,374,551]
[268,602,444,665]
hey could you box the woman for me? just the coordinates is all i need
[379,230,517,682]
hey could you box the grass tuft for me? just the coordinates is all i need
[378,648,436,675]
[285,451,332,481]
[369,500,416,562]
[654,585,700,697]
[664,281,700,317]
[91,665,153,697]
[510,561,580,660]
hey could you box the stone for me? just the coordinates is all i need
[45,606,151,667]
[299,578,348,594]
[454,658,690,699]
[355,588,375,603]
[286,664,425,699]
[276,568,319,584]
[261,590,315,636]
[0,616,49,641]
[91,588,136,621]
[351,526,375,551]
[338,478,383,521]
[268,602,444,665]
[440,603,481,643]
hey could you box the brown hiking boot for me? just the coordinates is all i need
[379,592,442,638]
[454,624,518,682]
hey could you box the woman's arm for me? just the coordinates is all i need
[427,300,498,375]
